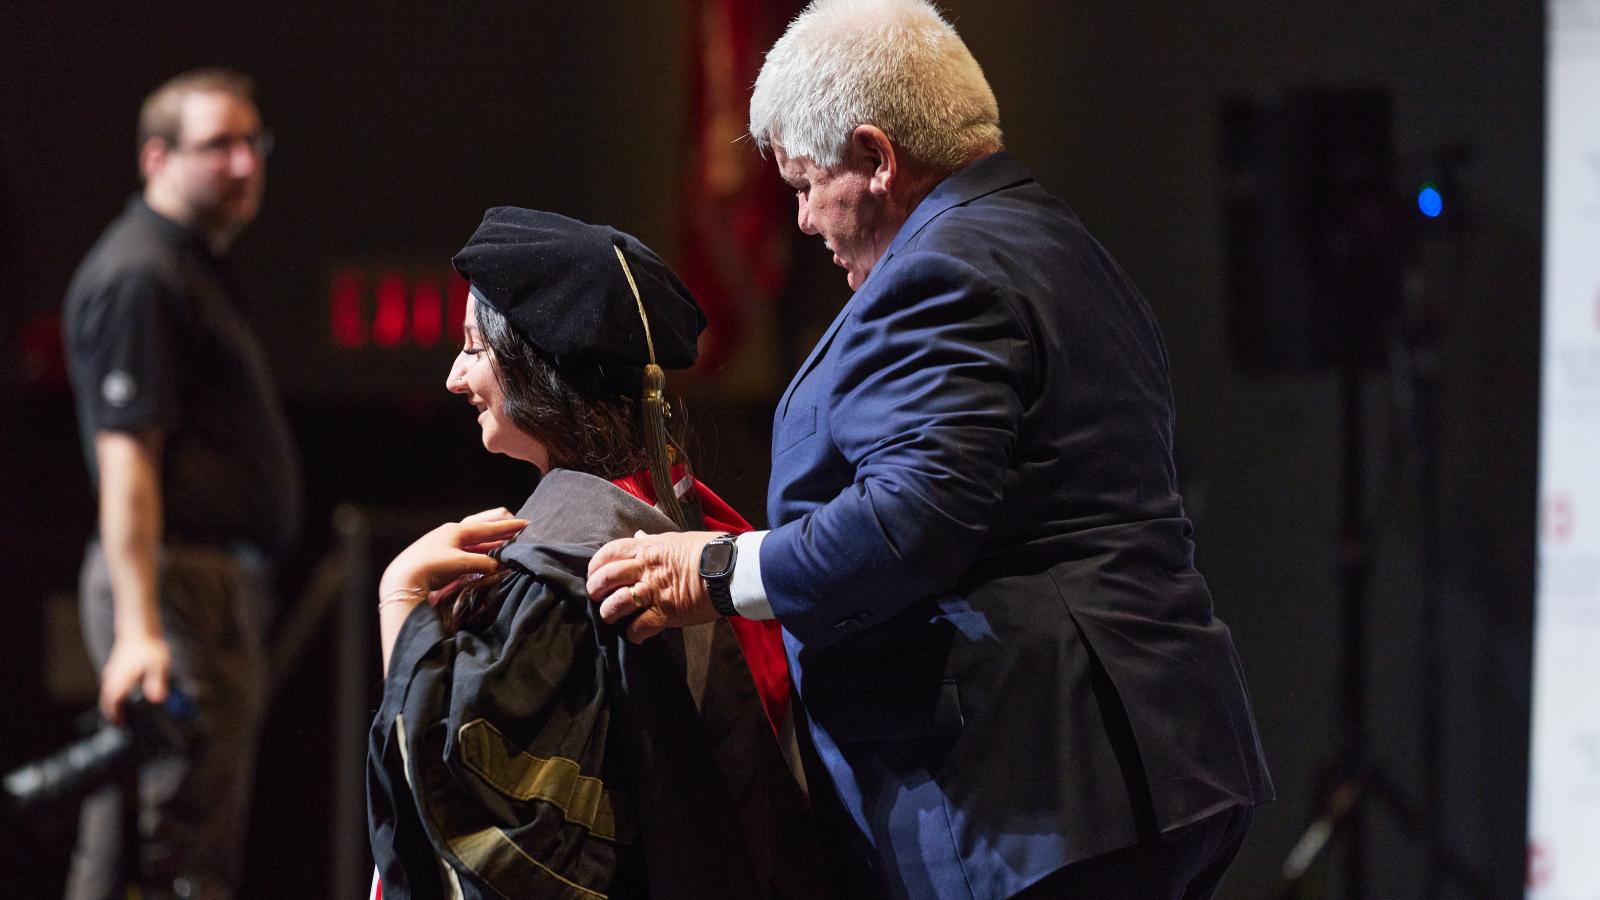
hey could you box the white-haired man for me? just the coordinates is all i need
[589,2,1273,896]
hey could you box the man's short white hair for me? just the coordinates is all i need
[748,0,1003,172]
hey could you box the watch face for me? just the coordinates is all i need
[700,540,736,579]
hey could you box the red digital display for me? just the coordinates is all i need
[373,272,408,347]
[412,281,443,348]
[328,266,465,350]
[330,270,366,349]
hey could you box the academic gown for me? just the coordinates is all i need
[368,469,826,899]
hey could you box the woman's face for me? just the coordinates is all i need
[446,294,552,472]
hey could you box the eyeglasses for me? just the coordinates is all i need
[170,130,274,164]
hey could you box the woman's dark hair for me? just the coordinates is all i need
[475,299,655,480]
[438,300,688,632]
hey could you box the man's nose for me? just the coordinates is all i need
[229,133,272,175]
[796,194,817,235]
[230,143,261,177]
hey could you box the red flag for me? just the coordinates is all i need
[679,0,798,394]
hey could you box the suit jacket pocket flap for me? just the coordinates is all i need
[774,406,817,454]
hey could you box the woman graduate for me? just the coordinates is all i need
[367,208,823,899]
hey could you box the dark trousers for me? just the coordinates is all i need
[1014,804,1254,900]
[64,542,271,900]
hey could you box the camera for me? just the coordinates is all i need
[2,689,196,819]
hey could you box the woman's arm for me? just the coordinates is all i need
[377,508,526,675]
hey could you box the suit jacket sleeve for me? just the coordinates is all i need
[761,251,1034,648]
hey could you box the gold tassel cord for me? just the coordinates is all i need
[613,245,687,530]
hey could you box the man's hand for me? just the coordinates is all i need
[99,631,171,723]
[587,530,722,643]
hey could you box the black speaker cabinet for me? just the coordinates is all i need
[1222,89,1404,373]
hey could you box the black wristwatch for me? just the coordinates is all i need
[699,533,739,617]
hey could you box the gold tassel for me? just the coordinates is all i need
[641,363,686,529]
[614,245,688,529]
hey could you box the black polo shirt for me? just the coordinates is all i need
[63,197,302,556]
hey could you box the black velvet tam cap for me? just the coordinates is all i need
[452,207,706,375]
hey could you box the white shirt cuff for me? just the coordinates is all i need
[730,530,775,620]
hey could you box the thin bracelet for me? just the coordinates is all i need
[378,586,428,613]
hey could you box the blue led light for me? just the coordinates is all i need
[1417,183,1443,218]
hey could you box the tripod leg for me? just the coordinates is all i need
[1276,776,1365,895]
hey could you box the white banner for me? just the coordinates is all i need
[1529,1,1600,896]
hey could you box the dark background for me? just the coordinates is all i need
[0,1,1544,897]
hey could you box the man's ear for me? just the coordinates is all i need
[138,137,169,185]
[852,125,897,196]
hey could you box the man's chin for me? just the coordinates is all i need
[227,199,261,226]
[198,206,259,245]
[216,189,261,220]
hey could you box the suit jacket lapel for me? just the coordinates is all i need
[779,301,852,416]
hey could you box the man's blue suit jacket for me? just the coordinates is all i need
[759,153,1274,899]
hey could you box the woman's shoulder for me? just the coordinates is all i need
[508,469,679,550]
